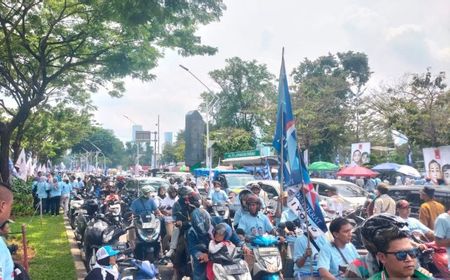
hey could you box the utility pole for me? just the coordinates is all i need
[152,131,158,169]
[156,115,160,168]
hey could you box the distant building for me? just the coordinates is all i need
[132,125,143,141]
[185,111,205,167]
[164,132,173,145]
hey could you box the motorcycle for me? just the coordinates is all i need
[118,258,159,280]
[74,197,99,242]
[250,235,283,280]
[133,213,161,262]
[208,246,251,280]
[208,201,231,225]
[69,194,84,229]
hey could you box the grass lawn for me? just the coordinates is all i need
[9,215,77,280]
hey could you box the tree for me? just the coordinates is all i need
[173,130,185,163]
[18,104,92,162]
[72,127,126,168]
[0,0,225,182]
[161,142,177,165]
[370,69,450,148]
[200,57,276,137]
[210,128,255,165]
[290,52,371,162]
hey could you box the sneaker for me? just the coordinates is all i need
[165,249,175,258]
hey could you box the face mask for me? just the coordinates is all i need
[215,187,220,192]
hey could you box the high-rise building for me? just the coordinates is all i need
[164,132,173,145]
[132,125,143,141]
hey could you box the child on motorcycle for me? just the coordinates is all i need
[85,245,119,280]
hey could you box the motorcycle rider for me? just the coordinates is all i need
[160,186,178,237]
[208,181,228,205]
[85,245,119,280]
[345,213,427,279]
[249,183,266,208]
[237,194,277,239]
[232,189,252,229]
[154,185,167,208]
[130,186,161,216]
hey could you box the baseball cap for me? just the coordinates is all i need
[96,245,119,260]
[141,185,154,194]
[396,200,409,209]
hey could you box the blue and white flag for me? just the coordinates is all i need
[273,50,327,233]
[262,159,272,180]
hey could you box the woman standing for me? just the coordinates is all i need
[49,178,62,215]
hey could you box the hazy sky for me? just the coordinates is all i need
[92,0,450,143]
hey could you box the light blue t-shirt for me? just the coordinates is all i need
[293,234,328,277]
[317,241,360,277]
[233,208,247,227]
[209,190,228,204]
[0,237,14,280]
[237,212,273,237]
[404,217,431,235]
[434,212,450,269]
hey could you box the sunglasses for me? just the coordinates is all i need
[384,248,419,261]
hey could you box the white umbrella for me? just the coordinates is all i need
[397,165,421,178]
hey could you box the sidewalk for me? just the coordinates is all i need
[63,216,87,280]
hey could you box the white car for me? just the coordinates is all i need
[310,178,368,210]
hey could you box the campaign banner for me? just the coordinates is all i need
[351,142,371,166]
[423,146,450,185]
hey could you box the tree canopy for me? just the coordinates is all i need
[0,0,225,181]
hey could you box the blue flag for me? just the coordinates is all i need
[272,51,304,187]
[273,51,327,233]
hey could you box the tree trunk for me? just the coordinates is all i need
[0,127,12,183]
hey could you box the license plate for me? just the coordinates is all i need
[223,263,247,275]
[142,222,153,229]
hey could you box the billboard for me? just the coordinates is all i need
[350,142,371,166]
[423,146,450,185]
[135,131,151,142]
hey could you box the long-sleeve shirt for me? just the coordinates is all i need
[49,182,62,197]
[373,194,396,215]
[36,181,50,199]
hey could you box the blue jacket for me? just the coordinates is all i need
[49,182,62,197]
[60,182,72,195]
[36,181,50,199]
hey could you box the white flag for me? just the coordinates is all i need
[15,149,28,180]
[26,155,34,177]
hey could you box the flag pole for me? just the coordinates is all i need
[278,48,284,219]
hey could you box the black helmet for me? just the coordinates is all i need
[167,186,177,195]
[177,186,194,199]
[246,194,261,216]
[238,189,252,209]
[360,213,409,254]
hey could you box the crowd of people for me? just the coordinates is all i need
[1,171,450,280]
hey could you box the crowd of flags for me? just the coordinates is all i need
[9,149,66,181]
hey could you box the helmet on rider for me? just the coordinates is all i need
[141,186,154,198]
[186,191,202,209]
[238,189,252,210]
[167,186,177,199]
[191,208,211,236]
[246,194,261,216]
[360,213,409,255]
[177,186,194,200]
[212,223,232,241]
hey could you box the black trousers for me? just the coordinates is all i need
[50,196,61,215]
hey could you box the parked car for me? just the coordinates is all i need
[387,185,450,218]
[310,178,368,210]
[217,173,256,194]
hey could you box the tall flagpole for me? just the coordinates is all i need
[278,48,284,219]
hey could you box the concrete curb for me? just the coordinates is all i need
[63,216,87,280]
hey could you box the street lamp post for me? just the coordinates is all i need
[179,65,217,172]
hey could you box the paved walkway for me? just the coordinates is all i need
[63,216,87,280]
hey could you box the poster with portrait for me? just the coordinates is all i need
[423,146,450,185]
[350,142,371,166]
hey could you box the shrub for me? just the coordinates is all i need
[10,177,35,217]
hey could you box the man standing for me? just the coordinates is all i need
[0,182,14,280]
[373,183,396,215]
[419,186,445,230]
